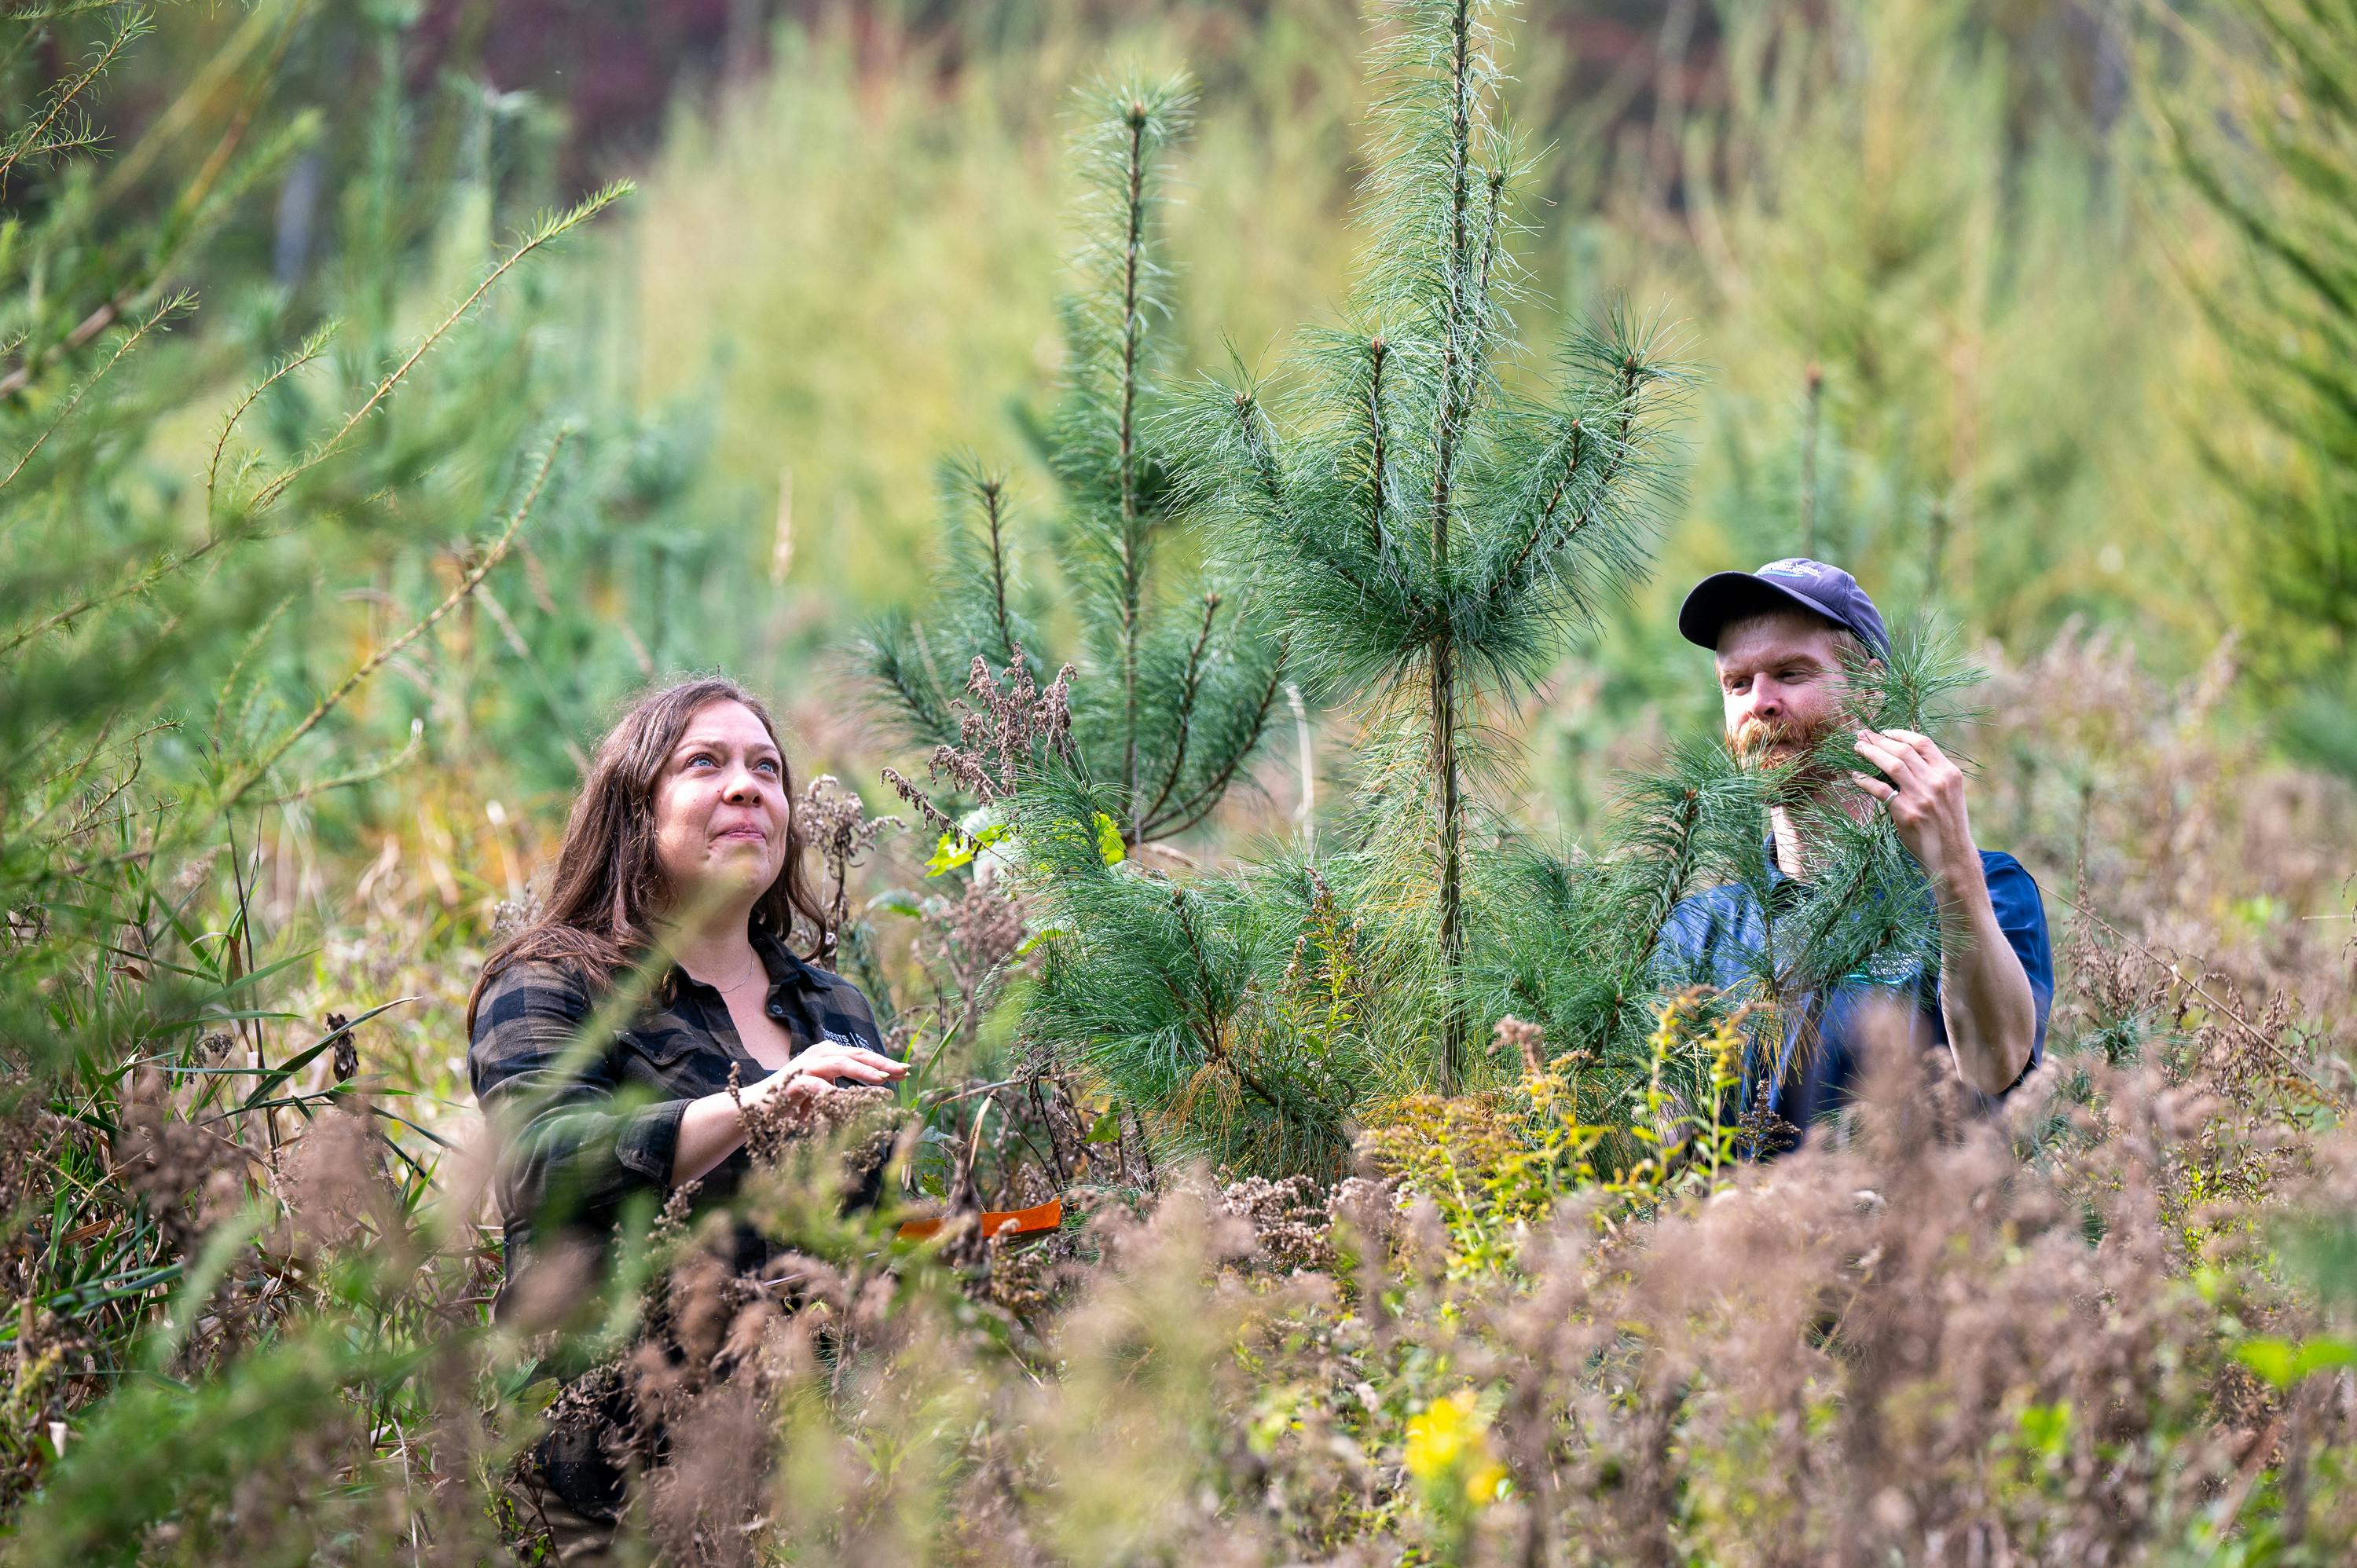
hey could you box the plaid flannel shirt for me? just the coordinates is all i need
[468,925,887,1266]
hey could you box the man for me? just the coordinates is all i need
[1655,558,2053,1150]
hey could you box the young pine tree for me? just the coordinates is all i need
[885,2,1687,1178]
[863,73,1285,851]
[1175,0,1686,1090]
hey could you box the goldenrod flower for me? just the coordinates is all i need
[1404,1388,1507,1508]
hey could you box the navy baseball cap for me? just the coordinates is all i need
[1677,557,1890,658]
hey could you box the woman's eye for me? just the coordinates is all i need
[756,759,779,775]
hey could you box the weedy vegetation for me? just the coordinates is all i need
[2,2,2355,1566]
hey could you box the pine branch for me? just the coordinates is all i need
[247,180,629,515]
[863,617,959,744]
[1138,592,1222,832]
[1364,334,1392,555]
[1223,378,1383,610]
[1481,353,1645,610]
[1426,0,1479,575]
[206,319,337,515]
[0,291,189,503]
[1164,886,1286,1114]
[979,473,1018,668]
[258,720,426,809]
[218,430,571,811]
[0,7,148,192]
[1142,641,1287,841]
[1459,166,1509,401]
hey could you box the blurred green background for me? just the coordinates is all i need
[9,4,2356,1548]
[15,0,2318,845]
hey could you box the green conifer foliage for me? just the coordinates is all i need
[1472,628,1976,1153]
[2166,2,2357,770]
[0,5,625,1439]
[873,4,1688,1178]
[884,9,1978,1181]
[1172,0,1687,1090]
[863,73,1285,851]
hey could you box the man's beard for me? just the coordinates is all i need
[1728,713,1838,779]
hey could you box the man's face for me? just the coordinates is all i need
[1714,611,1856,770]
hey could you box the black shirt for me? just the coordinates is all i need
[467,924,889,1269]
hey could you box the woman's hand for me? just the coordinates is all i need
[735,1042,904,1110]
[674,1046,906,1186]
[778,1042,906,1089]
[741,1065,835,1111]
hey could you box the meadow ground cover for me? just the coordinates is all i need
[2,1,2355,1564]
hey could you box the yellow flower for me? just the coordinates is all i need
[1464,1460,1509,1504]
[1405,1387,1508,1509]
[1403,1388,1479,1478]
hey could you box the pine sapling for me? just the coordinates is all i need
[1172,0,1687,1090]
[864,72,1284,853]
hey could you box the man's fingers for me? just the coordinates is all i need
[1849,770,1897,802]
[1879,727,1944,760]
[1853,731,1919,784]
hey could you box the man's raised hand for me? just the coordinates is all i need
[1849,727,1976,887]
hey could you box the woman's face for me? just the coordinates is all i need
[650,699,792,916]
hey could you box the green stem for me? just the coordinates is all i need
[1120,101,1149,842]
[1140,592,1222,830]
[1433,637,1467,1094]
[980,475,1017,667]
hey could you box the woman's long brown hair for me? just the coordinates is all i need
[467,676,829,1030]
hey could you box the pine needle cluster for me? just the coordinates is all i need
[1472,626,1978,1154]
[863,72,1285,852]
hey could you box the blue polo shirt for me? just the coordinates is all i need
[1651,844,2053,1150]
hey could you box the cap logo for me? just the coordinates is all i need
[1759,559,1813,578]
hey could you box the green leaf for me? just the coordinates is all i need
[925,823,1009,877]
[924,832,978,877]
[1086,1111,1122,1144]
[1094,812,1125,866]
[2015,1399,2071,1457]
[2234,1335,2357,1387]
[1014,925,1066,957]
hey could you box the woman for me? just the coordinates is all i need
[468,676,904,1553]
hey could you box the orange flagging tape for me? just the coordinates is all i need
[896,1196,1063,1242]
